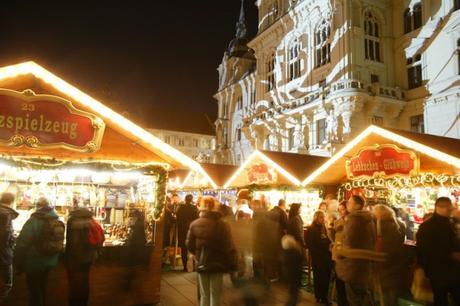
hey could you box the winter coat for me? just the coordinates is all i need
[416,213,460,284]
[282,236,303,286]
[374,211,407,289]
[186,211,237,273]
[0,204,19,266]
[268,206,288,236]
[125,214,147,267]
[335,210,385,286]
[331,216,346,261]
[14,207,60,272]
[287,215,305,248]
[306,223,332,268]
[176,203,199,247]
[65,208,99,265]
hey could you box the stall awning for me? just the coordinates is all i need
[224,150,328,188]
[0,61,207,174]
[169,163,239,190]
[302,125,460,186]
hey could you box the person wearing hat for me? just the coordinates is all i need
[0,192,18,302]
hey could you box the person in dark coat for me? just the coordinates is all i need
[66,208,103,306]
[187,196,237,306]
[306,210,332,305]
[176,194,199,272]
[335,195,385,306]
[281,235,303,306]
[163,194,180,248]
[0,192,18,302]
[416,197,460,306]
[287,203,306,248]
[268,199,288,280]
[373,204,407,306]
[14,198,62,306]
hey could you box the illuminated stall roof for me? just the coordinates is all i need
[0,61,211,177]
[302,125,460,186]
[171,163,239,190]
[224,150,328,189]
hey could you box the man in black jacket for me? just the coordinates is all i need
[417,197,460,306]
[177,194,199,272]
[0,192,18,302]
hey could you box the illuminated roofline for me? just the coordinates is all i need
[302,125,460,186]
[223,150,301,189]
[0,61,208,177]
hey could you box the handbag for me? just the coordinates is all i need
[411,267,434,303]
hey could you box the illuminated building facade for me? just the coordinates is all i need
[214,0,460,165]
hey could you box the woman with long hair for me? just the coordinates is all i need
[306,210,332,305]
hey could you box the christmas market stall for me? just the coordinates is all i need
[0,62,203,306]
[302,125,460,239]
[223,150,328,224]
[168,163,239,206]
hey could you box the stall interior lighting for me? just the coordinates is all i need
[223,150,301,189]
[302,125,460,186]
[0,61,211,178]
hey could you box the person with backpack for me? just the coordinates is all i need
[0,192,19,302]
[176,194,199,272]
[66,207,104,306]
[14,197,64,306]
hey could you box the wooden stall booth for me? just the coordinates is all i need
[302,125,460,239]
[0,62,202,306]
[224,150,328,224]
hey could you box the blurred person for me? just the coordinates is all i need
[229,210,253,281]
[163,193,180,249]
[282,235,303,306]
[453,206,460,241]
[373,205,407,306]
[318,202,327,212]
[65,207,104,306]
[14,197,64,306]
[287,203,306,248]
[219,203,234,219]
[0,192,18,302]
[268,199,288,279]
[187,196,237,306]
[416,197,460,306]
[398,208,415,240]
[335,195,385,306]
[330,201,348,306]
[306,210,332,305]
[176,194,199,272]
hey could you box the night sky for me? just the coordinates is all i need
[0,0,258,128]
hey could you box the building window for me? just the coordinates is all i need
[223,102,228,118]
[192,139,199,147]
[410,114,425,133]
[164,135,171,144]
[177,137,185,146]
[456,0,460,10]
[317,119,326,144]
[407,54,422,89]
[403,3,422,33]
[236,128,242,141]
[266,54,276,92]
[288,127,295,150]
[371,116,383,126]
[315,20,331,68]
[364,10,381,62]
[371,74,380,83]
[288,38,301,81]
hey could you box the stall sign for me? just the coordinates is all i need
[0,89,105,152]
[247,163,277,185]
[346,145,419,179]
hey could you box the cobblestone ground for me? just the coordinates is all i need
[159,271,324,306]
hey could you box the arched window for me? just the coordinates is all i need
[364,10,381,62]
[288,38,301,81]
[456,0,460,11]
[403,8,412,34]
[315,20,331,68]
[413,3,422,30]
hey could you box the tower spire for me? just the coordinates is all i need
[235,0,248,39]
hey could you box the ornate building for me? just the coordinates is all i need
[214,0,460,164]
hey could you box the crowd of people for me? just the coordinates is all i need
[0,192,117,306]
[164,193,460,306]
